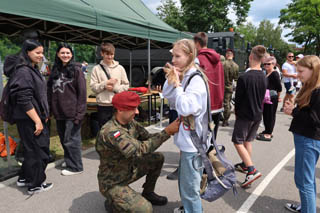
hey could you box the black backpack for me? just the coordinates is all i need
[0,55,18,124]
[0,79,14,124]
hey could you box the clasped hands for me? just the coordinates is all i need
[105,78,118,91]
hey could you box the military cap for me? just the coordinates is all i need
[112,91,141,111]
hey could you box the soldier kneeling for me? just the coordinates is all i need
[96,91,180,212]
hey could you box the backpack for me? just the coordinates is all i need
[0,79,15,124]
[183,70,237,202]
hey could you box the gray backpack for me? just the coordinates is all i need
[183,70,237,202]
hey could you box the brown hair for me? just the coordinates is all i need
[100,42,115,54]
[295,55,320,108]
[251,45,266,62]
[193,32,208,48]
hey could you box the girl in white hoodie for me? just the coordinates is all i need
[163,39,210,213]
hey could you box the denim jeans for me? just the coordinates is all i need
[178,151,203,213]
[294,133,320,213]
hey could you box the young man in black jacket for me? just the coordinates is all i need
[232,45,267,188]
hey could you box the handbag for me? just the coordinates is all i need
[183,70,237,202]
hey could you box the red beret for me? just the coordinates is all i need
[112,91,141,111]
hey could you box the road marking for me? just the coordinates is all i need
[237,148,295,213]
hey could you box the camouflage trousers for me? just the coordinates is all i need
[103,152,164,213]
[223,92,233,122]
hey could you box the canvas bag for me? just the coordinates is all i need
[183,70,237,202]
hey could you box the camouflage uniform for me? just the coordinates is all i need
[223,59,239,123]
[96,116,170,213]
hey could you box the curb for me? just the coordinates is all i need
[0,119,168,189]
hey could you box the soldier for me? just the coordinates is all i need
[222,49,239,126]
[96,91,180,213]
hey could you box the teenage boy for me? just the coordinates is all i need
[232,45,267,188]
[90,42,129,128]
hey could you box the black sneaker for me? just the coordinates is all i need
[285,203,301,213]
[17,178,30,187]
[173,206,185,213]
[27,183,53,195]
[141,191,168,206]
[241,169,262,188]
[166,168,178,180]
[234,163,248,173]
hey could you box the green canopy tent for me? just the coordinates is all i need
[0,0,190,48]
[0,0,191,177]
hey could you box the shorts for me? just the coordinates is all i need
[232,118,261,144]
[284,82,296,95]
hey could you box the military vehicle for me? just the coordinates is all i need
[103,31,249,87]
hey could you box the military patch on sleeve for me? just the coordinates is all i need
[113,131,121,138]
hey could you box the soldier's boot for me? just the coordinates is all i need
[142,191,168,206]
[104,200,113,213]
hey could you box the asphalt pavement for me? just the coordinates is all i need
[0,109,320,213]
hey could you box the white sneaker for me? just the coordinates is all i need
[61,162,66,168]
[173,206,185,213]
[61,169,83,176]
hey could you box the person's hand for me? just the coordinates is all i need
[108,78,118,85]
[164,63,180,87]
[34,120,43,136]
[278,97,282,103]
[284,100,294,115]
[292,74,297,79]
[155,85,162,92]
[106,85,114,91]
[164,118,180,136]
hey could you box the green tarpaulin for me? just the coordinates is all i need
[0,0,191,48]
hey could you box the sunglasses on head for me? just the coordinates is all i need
[288,56,294,58]
[263,63,272,66]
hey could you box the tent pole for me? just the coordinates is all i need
[129,50,132,87]
[148,39,151,124]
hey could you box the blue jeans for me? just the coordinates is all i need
[294,133,320,213]
[178,151,203,213]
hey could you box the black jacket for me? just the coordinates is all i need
[10,64,49,121]
[47,63,87,123]
[289,88,320,140]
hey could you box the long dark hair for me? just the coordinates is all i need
[51,43,75,79]
[18,39,43,67]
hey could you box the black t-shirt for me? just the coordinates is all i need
[289,88,320,140]
[266,71,282,93]
[235,70,267,121]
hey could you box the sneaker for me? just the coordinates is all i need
[173,206,185,213]
[61,169,83,176]
[17,178,29,187]
[167,168,178,180]
[61,162,66,168]
[234,163,248,173]
[241,169,262,188]
[141,191,168,206]
[285,203,301,213]
[27,183,53,195]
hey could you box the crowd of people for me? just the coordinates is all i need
[2,29,320,213]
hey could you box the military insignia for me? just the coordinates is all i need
[113,131,120,138]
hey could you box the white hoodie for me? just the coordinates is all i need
[163,67,210,152]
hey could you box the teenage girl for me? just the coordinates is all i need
[284,55,320,213]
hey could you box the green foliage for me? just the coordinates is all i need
[0,35,20,61]
[157,0,253,33]
[279,0,320,55]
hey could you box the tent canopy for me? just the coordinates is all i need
[0,0,191,49]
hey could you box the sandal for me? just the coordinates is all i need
[256,134,272,141]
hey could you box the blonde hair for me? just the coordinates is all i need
[295,55,320,108]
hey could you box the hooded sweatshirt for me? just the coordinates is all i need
[90,60,129,106]
[197,48,225,113]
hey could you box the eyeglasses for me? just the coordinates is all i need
[288,56,294,58]
[263,63,272,66]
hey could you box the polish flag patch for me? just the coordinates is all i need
[113,131,121,138]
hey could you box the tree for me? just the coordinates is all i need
[236,22,257,45]
[157,0,187,31]
[0,35,20,61]
[157,0,253,32]
[279,0,320,55]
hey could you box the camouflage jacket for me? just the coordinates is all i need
[96,116,170,191]
[223,59,239,93]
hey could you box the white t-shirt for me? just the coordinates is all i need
[282,62,297,83]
